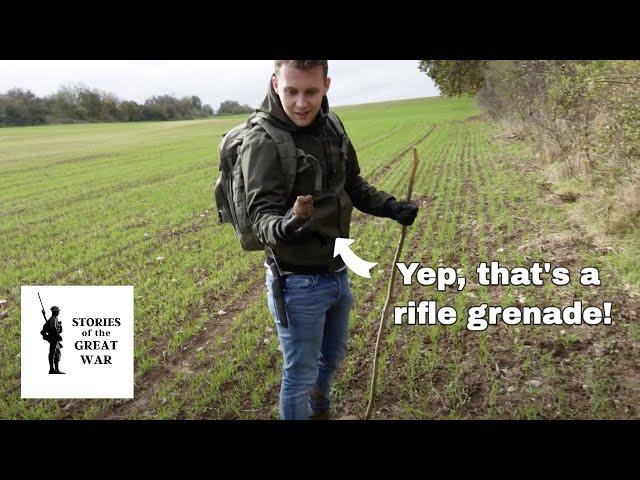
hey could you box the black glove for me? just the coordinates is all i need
[274,208,316,244]
[383,198,418,226]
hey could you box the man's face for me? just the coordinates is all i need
[272,64,331,127]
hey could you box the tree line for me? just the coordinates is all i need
[0,84,254,127]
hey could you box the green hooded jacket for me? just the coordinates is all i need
[241,79,395,273]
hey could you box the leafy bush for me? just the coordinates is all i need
[420,59,640,234]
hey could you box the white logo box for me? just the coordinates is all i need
[21,285,134,399]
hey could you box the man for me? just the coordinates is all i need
[241,60,418,420]
[40,305,64,374]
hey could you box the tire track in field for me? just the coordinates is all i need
[339,121,497,419]
[1,210,220,291]
[1,161,210,226]
[363,126,469,417]
[366,123,436,185]
[460,130,487,267]
[355,123,411,152]
[381,122,542,419]
[363,121,512,419]
[331,123,460,418]
[0,216,224,391]
[350,124,437,227]
[1,152,124,181]
[46,212,221,283]
[2,144,190,191]
[347,123,449,312]
[121,280,278,420]
[3,221,257,410]
[397,127,491,418]
[64,257,268,419]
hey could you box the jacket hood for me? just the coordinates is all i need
[257,76,330,133]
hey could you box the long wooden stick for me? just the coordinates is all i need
[365,146,420,420]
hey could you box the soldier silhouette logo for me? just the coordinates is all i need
[38,293,65,374]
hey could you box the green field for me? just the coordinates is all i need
[1,96,638,419]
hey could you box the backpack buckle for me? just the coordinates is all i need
[296,152,323,194]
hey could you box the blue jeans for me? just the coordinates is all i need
[265,268,353,420]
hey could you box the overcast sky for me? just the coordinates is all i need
[0,60,439,109]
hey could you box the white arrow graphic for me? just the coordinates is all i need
[333,238,378,278]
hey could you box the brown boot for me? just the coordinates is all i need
[309,408,330,420]
[309,386,330,420]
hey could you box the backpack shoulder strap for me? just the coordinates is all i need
[326,111,345,137]
[326,111,349,159]
[253,113,303,197]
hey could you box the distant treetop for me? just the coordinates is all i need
[0,84,215,127]
[216,100,254,115]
